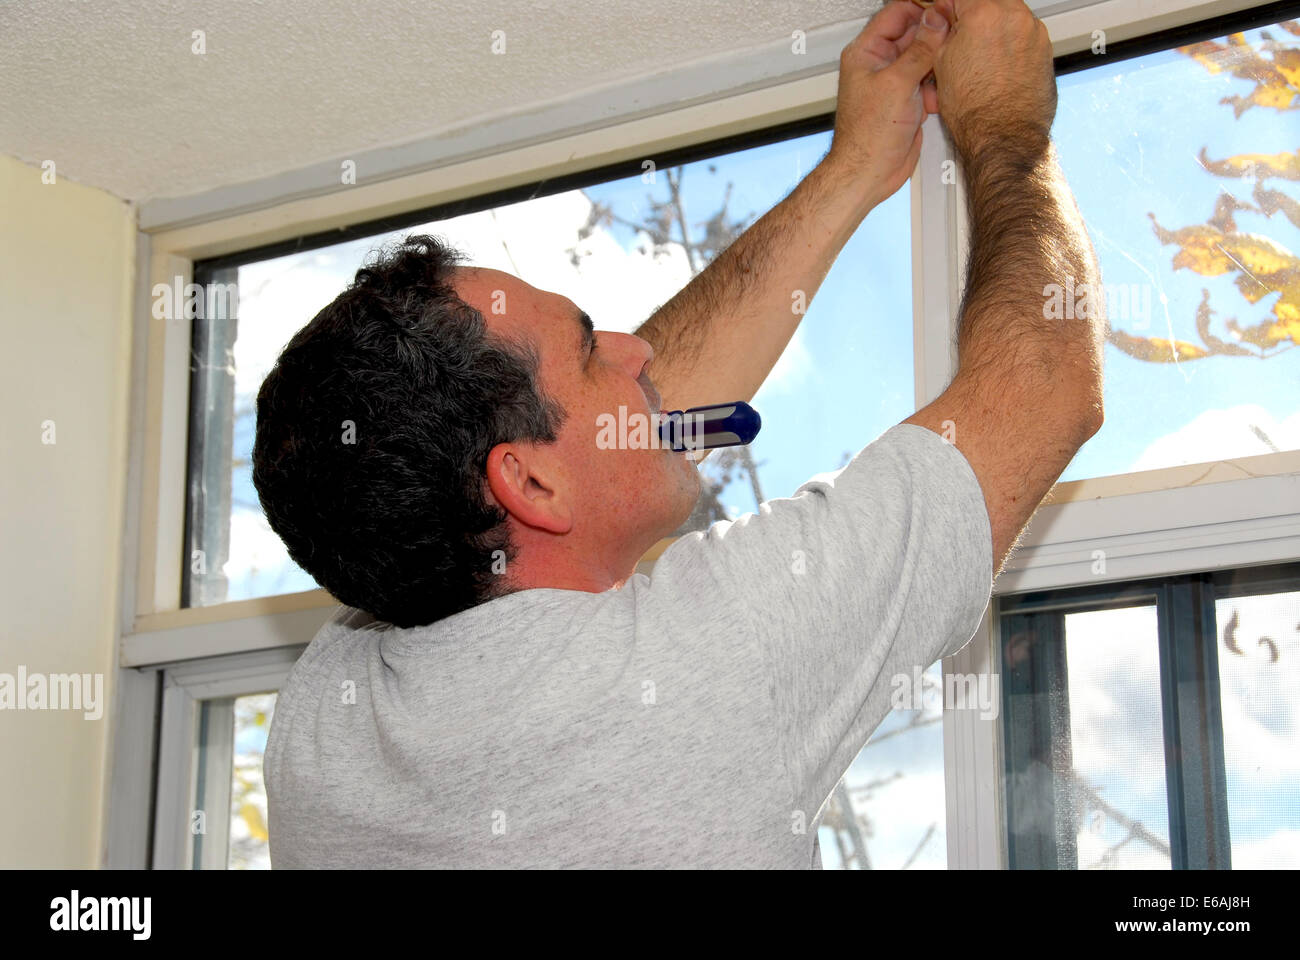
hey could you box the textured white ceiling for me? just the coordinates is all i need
[3,0,1078,206]
[0,0,877,203]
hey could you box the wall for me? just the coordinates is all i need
[0,154,135,867]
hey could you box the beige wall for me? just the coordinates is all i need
[0,154,135,867]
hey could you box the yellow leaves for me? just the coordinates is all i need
[1237,314,1300,349]
[1255,184,1300,230]
[240,800,269,843]
[1147,216,1292,280]
[1149,217,1234,275]
[1261,297,1300,347]
[1194,289,1254,355]
[1107,330,1209,362]
[1278,291,1300,327]
[1177,24,1300,115]
[1228,234,1298,283]
[1149,214,1300,350]
[1116,27,1300,362]
[1222,86,1296,117]
[1178,37,1248,78]
[1274,47,1300,91]
[1200,147,1300,182]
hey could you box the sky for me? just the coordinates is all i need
[215,22,1298,868]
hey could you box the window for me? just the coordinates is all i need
[124,2,1300,873]
[186,122,916,608]
[151,647,299,869]
[1050,19,1300,483]
[191,692,277,870]
[1000,561,1299,869]
[1214,575,1300,867]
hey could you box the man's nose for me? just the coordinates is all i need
[634,335,654,374]
[606,331,654,373]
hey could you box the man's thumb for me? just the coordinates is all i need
[889,8,949,86]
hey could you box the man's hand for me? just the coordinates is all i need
[827,1,951,208]
[930,0,1057,164]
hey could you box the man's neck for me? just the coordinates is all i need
[504,534,644,595]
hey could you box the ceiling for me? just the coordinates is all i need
[2,0,1081,208]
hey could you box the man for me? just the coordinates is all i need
[258,0,1104,868]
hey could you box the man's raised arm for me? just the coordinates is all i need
[904,0,1107,576]
[634,2,952,412]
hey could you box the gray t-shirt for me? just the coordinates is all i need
[264,422,993,868]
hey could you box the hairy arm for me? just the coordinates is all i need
[955,140,1103,395]
[904,5,1105,576]
[633,156,874,413]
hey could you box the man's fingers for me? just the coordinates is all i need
[843,1,922,71]
[888,22,920,67]
[885,6,950,87]
[862,0,924,43]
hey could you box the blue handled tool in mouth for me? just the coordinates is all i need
[657,401,761,452]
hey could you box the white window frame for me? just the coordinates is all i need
[150,647,302,869]
[109,0,1296,869]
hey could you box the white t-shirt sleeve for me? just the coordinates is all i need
[643,422,993,820]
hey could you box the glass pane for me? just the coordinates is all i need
[188,129,914,606]
[1004,604,1171,869]
[1215,589,1300,868]
[1052,20,1300,482]
[188,692,275,869]
[819,661,947,869]
[228,693,275,870]
[1063,606,1171,868]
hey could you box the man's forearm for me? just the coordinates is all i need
[633,154,879,411]
[955,140,1105,427]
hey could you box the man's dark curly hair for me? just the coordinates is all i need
[252,234,568,627]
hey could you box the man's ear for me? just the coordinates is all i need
[484,442,572,535]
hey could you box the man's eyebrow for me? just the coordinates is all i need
[575,308,595,358]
